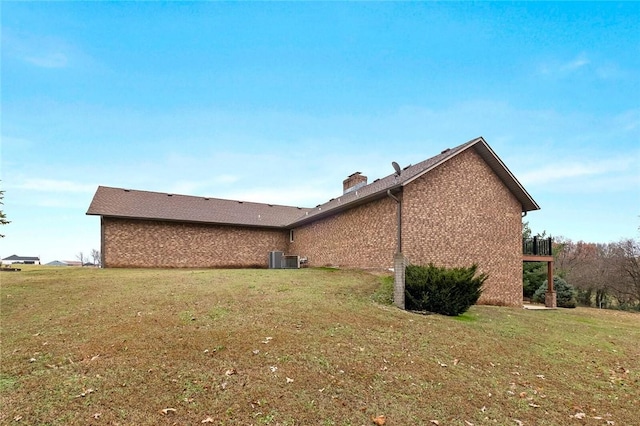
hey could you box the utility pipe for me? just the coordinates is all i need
[387,189,402,254]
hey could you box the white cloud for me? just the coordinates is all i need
[25,52,68,69]
[518,156,638,188]
[14,179,96,193]
[538,53,591,78]
[220,186,336,208]
[1,29,89,69]
[561,53,590,72]
[166,175,239,196]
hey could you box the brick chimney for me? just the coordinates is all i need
[343,172,367,194]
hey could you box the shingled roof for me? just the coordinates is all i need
[2,255,40,262]
[291,136,540,226]
[86,187,311,228]
[86,137,539,228]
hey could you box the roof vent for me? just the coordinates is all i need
[167,194,173,197]
[124,189,130,192]
[441,148,451,154]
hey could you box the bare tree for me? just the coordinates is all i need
[609,239,640,308]
[90,249,101,267]
[76,252,86,267]
[0,182,9,238]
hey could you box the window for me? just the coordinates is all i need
[289,229,294,243]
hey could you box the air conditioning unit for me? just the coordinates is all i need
[268,252,300,269]
[282,255,300,269]
[268,251,283,269]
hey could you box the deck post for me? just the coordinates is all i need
[544,260,556,308]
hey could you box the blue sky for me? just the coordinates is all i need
[1,2,638,263]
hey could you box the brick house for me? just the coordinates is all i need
[87,137,544,306]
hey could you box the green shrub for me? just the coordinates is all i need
[532,276,577,308]
[405,264,487,316]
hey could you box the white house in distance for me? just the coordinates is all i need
[2,255,41,265]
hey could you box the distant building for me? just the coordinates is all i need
[45,260,69,266]
[2,255,40,265]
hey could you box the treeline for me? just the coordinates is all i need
[524,223,640,311]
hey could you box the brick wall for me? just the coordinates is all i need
[402,148,523,306]
[99,147,523,305]
[102,218,288,268]
[287,197,397,269]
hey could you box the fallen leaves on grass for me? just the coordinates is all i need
[286,377,294,383]
[429,420,440,425]
[74,388,95,398]
[371,414,386,425]
[225,368,237,376]
[160,408,176,415]
[202,417,215,423]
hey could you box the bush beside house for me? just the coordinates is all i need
[405,264,487,316]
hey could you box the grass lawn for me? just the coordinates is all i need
[1,266,638,425]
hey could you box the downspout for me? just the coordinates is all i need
[388,188,405,309]
[387,190,402,253]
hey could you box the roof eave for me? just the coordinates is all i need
[94,214,290,229]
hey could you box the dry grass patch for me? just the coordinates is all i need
[1,266,638,425]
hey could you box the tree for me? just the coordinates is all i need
[609,239,640,309]
[76,252,86,266]
[90,249,101,267]
[0,182,9,238]
[523,262,546,299]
